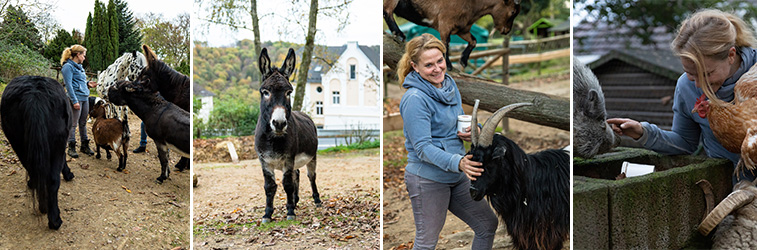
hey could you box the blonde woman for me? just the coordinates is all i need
[60,45,97,158]
[398,33,498,249]
[608,9,757,184]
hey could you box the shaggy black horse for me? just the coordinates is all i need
[135,44,190,171]
[467,101,570,250]
[1,76,75,229]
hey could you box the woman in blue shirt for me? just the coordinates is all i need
[608,9,757,184]
[60,45,97,158]
[398,33,498,249]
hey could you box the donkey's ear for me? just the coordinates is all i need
[142,44,157,65]
[281,48,296,78]
[259,48,272,79]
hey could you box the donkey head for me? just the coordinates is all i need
[492,0,521,35]
[134,44,164,93]
[258,47,296,137]
[107,80,146,106]
[467,100,532,201]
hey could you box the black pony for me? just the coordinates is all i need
[135,44,190,171]
[1,76,75,229]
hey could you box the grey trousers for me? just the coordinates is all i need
[405,172,498,250]
[68,99,89,143]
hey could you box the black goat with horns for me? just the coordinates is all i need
[467,100,570,250]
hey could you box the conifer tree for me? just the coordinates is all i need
[114,0,142,53]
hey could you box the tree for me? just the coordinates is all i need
[83,0,120,71]
[114,0,142,54]
[575,0,757,47]
[106,0,119,63]
[0,5,44,52]
[195,0,263,55]
[138,13,190,75]
[44,29,78,66]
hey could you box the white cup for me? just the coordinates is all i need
[457,115,472,133]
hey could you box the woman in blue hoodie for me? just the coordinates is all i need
[60,45,97,158]
[608,9,757,184]
[398,33,498,249]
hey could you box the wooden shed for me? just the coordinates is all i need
[587,49,683,130]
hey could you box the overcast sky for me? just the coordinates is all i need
[192,0,382,47]
[52,0,190,33]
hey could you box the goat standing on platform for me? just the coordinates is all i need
[384,0,521,68]
[255,48,321,223]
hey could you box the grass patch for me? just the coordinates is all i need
[255,219,303,231]
[318,139,379,153]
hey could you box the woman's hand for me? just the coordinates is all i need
[459,154,483,180]
[457,126,479,142]
[607,118,643,139]
[73,102,80,110]
[87,81,97,88]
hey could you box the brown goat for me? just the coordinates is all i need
[383,0,521,68]
[90,99,129,171]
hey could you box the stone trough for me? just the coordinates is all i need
[573,147,734,249]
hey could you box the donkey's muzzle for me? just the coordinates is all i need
[273,120,287,132]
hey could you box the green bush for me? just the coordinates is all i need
[0,40,53,82]
[205,96,259,137]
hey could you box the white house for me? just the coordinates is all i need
[193,82,215,123]
[301,41,380,131]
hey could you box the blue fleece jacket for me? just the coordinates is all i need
[400,71,466,183]
[636,47,757,182]
[62,59,90,104]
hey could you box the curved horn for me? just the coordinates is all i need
[696,179,714,222]
[698,189,755,235]
[471,99,480,146]
[478,103,532,147]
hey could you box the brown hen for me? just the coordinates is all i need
[692,62,757,175]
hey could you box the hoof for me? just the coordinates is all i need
[116,167,125,172]
[63,172,75,182]
[262,218,271,223]
[95,154,101,159]
[155,178,165,184]
[48,219,62,230]
[315,202,323,208]
[286,215,296,221]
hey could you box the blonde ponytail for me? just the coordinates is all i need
[397,33,447,84]
[59,44,87,66]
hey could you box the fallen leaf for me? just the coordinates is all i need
[121,186,131,193]
[7,170,15,176]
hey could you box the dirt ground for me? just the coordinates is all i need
[0,113,190,249]
[382,76,570,250]
[192,148,381,249]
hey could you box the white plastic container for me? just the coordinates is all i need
[457,115,472,133]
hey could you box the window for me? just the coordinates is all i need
[332,91,340,104]
[349,64,356,79]
[316,86,322,93]
[316,101,323,115]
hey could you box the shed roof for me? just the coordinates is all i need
[588,49,683,80]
